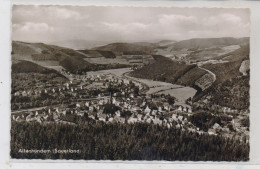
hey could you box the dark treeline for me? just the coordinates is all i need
[11,120,249,161]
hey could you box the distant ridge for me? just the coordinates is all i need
[12,41,94,73]
[48,40,113,50]
[12,41,130,74]
[92,42,156,55]
[169,37,249,49]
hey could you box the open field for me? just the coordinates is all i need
[147,86,176,94]
[128,76,176,88]
[87,68,131,77]
[126,71,197,103]
[218,45,241,56]
[157,87,197,102]
[84,57,129,65]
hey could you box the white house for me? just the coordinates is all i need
[130,93,135,98]
[89,115,95,120]
[153,118,162,126]
[114,116,125,123]
[112,98,117,104]
[178,115,183,121]
[98,100,104,105]
[89,106,94,112]
[128,117,138,124]
[144,106,151,113]
[151,110,157,116]
[208,129,217,135]
[85,101,90,107]
[176,124,181,129]
[115,110,121,117]
[178,106,183,111]
[172,114,178,121]
[137,114,143,121]
[146,118,152,123]
[62,110,66,115]
[212,123,221,130]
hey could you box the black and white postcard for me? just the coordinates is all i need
[10,5,250,161]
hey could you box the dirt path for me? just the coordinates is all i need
[75,50,91,58]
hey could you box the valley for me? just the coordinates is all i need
[9,5,252,161]
[11,37,250,161]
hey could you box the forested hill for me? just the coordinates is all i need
[12,60,58,74]
[11,60,68,94]
[130,44,250,110]
[12,41,129,74]
[92,43,156,55]
[12,41,95,73]
[203,44,249,84]
[129,55,207,87]
[11,120,249,161]
[197,44,250,109]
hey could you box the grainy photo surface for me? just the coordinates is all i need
[11,5,250,161]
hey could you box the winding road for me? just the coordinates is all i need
[198,66,216,82]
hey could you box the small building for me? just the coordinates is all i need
[144,106,151,114]
[178,106,183,112]
[178,115,183,121]
[128,117,138,124]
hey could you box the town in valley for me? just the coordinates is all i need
[10,5,250,161]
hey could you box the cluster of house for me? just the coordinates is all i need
[192,96,250,140]
[10,77,88,98]
[13,68,217,136]
[12,68,196,123]
[12,96,199,133]
[12,107,61,123]
[207,123,229,136]
[13,81,82,97]
[207,120,249,143]
[13,72,144,98]
[13,89,246,139]
[193,96,249,115]
[12,99,248,141]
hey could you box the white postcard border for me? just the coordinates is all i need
[1,0,260,168]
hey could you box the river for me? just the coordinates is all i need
[88,68,197,104]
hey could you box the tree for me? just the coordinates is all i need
[133,87,139,95]
[11,121,249,161]
[121,110,132,118]
[167,96,175,105]
[103,104,120,115]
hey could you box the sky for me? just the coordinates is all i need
[12,5,250,43]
